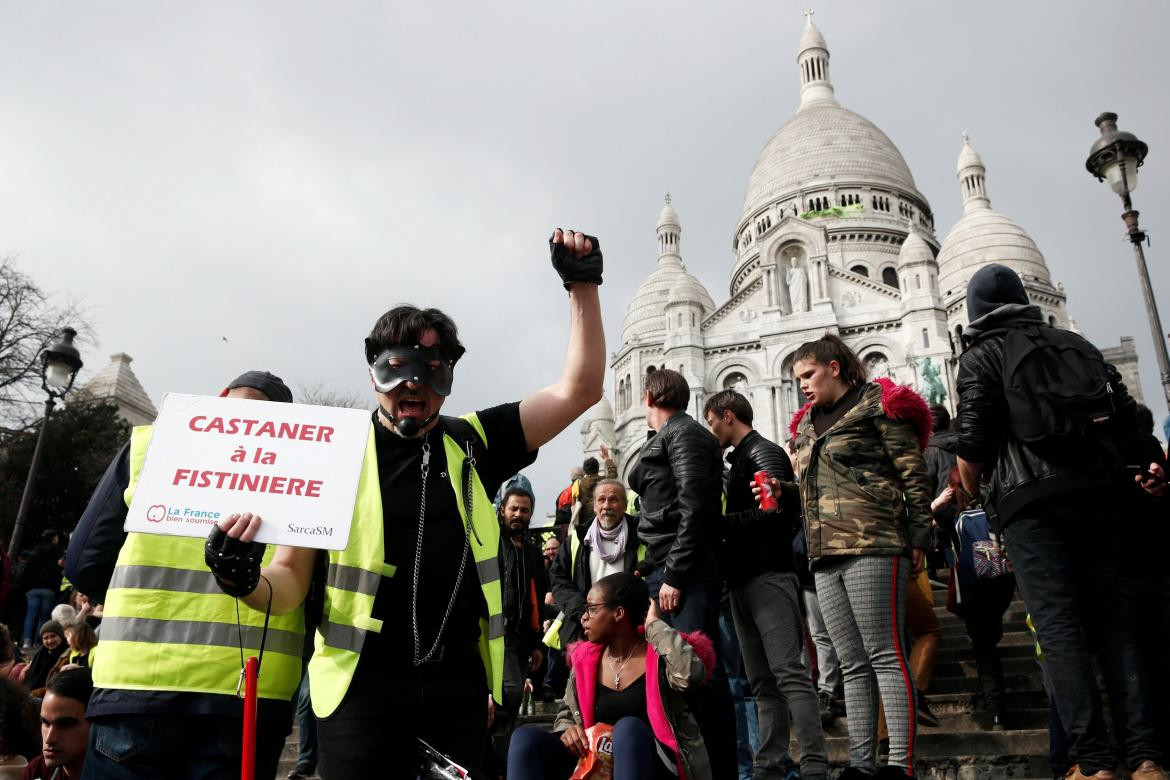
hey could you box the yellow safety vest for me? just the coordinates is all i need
[308,414,505,717]
[96,426,305,701]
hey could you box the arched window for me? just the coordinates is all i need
[722,372,749,394]
[915,274,922,289]
[1048,315,1057,327]
[881,267,899,288]
[850,264,869,278]
[691,313,697,327]
[865,352,891,380]
[922,328,930,348]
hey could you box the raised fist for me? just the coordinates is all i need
[549,228,603,289]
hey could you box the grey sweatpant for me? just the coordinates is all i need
[814,555,917,772]
[730,571,829,780]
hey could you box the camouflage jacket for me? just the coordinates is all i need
[788,378,933,563]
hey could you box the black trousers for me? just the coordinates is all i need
[958,575,1016,713]
[1004,508,1159,773]
[316,650,488,779]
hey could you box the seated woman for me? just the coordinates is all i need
[507,572,715,780]
[20,621,66,693]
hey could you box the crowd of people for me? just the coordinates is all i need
[0,233,1165,780]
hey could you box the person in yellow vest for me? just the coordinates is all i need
[64,370,302,780]
[205,228,606,778]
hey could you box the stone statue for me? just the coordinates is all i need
[917,357,947,406]
[787,257,808,314]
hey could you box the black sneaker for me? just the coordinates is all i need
[818,691,834,726]
[916,691,940,728]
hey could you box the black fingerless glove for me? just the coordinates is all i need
[549,233,603,289]
[205,525,265,598]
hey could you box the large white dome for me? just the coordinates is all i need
[937,135,1053,301]
[742,103,919,218]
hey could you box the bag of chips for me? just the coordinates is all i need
[569,723,615,780]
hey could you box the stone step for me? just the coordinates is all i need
[935,641,1035,665]
[929,673,1040,696]
[931,655,1045,680]
[941,619,1028,638]
[823,728,1050,762]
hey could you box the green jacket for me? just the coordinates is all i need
[788,379,933,563]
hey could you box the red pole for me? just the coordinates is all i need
[241,656,259,780]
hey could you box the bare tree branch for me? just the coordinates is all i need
[0,256,93,427]
[296,382,368,410]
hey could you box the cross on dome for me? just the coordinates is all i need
[804,8,815,24]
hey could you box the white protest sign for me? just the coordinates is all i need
[125,393,371,550]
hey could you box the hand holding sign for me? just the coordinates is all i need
[205,513,266,597]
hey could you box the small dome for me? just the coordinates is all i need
[798,19,829,53]
[956,132,984,174]
[657,193,679,229]
[622,267,715,343]
[898,225,934,266]
[667,273,713,306]
[590,395,614,423]
[580,394,616,441]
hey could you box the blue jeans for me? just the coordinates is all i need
[83,713,286,780]
[648,554,738,779]
[295,671,317,770]
[22,588,56,645]
[1004,507,1159,773]
[508,719,674,780]
[719,600,761,780]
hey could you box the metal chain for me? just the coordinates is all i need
[411,435,473,666]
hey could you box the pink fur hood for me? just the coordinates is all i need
[789,376,932,451]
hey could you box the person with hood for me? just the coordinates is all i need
[778,334,932,780]
[955,263,1167,780]
[19,622,65,693]
[64,371,304,780]
[507,572,715,779]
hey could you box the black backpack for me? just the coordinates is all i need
[1000,322,1131,445]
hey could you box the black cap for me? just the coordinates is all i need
[226,371,293,404]
[965,264,1029,322]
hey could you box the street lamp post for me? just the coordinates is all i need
[9,327,84,556]
[1085,112,1170,406]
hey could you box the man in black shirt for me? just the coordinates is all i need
[207,228,606,778]
[705,390,829,780]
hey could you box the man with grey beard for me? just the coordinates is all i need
[548,479,643,649]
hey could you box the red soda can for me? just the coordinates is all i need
[754,470,778,511]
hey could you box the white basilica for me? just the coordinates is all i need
[582,15,1140,479]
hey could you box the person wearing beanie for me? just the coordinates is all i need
[955,264,1168,780]
[63,371,302,779]
[20,621,66,692]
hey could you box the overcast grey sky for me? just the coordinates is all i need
[4,1,1168,510]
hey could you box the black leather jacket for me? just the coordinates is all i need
[629,411,723,589]
[722,430,798,587]
[957,305,1135,528]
